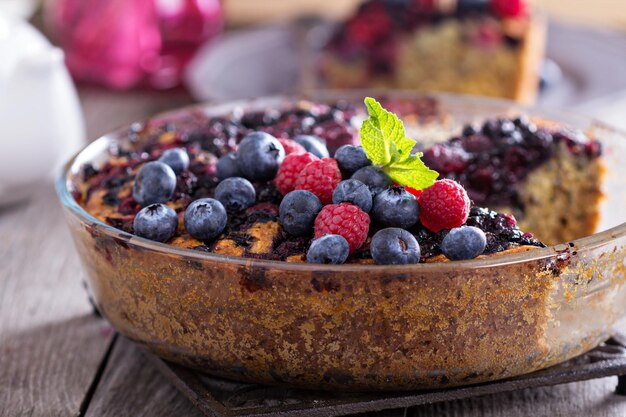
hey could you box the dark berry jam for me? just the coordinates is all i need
[411,206,544,261]
[423,117,601,212]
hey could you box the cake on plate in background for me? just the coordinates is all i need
[321,0,546,103]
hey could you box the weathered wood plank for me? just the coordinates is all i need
[0,85,195,416]
[0,183,115,417]
[410,378,626,417]
[84,337,202,417]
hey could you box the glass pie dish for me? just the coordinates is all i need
[56,91,626,391]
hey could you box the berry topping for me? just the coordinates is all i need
[314,203,370,252]
[441,226,487,260]
[306,234,350,264]
[370,228,421,265]
[278,138,307,155]
[462,124,479,137]
[465,206,542,253]
[133,203,178,242]
[279,190,323,237]
[294,158,342,205]
[311,119,359,154]
[332,179,373,213]
[132,161,177,206]
[294,134,330,159]
[372,186,419,229]
[158,148,189,175]
[216,152,241,180]
[418,179,471,232]
[351,166,391,196]
[345,1,392,47]
[458,0,490,13]
[236,131,285,181]
[422,143,469,173]
[214,177,256,211]
[81,98,557,265]
[334,144,372,176]
[274,152,319,195]
[428,116,600,212]
[491,0,526,18]
[184,198,228,240]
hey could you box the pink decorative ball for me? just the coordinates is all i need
[46,0,223,90]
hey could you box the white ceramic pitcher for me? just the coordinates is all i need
[0,14,84,206]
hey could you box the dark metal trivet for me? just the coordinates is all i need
[147,334,626,417]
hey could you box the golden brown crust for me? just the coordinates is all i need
[213,238,245,257]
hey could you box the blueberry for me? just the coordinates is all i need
[513,115,530,128]
[307,234,349,264]
[371,186,419,228]
[499,120,516,136]
[216,152,241,180]
[481,120,500,138]
[236,132,285,181]
[457,0,489,12]
[184,198,227,240]
[370,228,421,265]
[133,203,178,242]
[334,145,371,175]
[214,177,256,211]
[441,226,487,260]
[158,148,189,174]
[332,179,372,213]
[132,161,177,206]
[294,135,329,158]
[462,124,478,137]
[350,166,391,196]
[279,190,322,237]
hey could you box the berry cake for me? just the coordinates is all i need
[74,97,604,266]
[321,0,546,103]
[423,116,605,246]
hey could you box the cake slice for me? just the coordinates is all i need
[422,116,605,245]
[321,0,546,103]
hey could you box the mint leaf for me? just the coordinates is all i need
[359,97,439,191]
[360,97,405,165]
[384,154,439,190]
[393,134,417,161]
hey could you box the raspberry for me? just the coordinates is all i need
[274,152,319,195]
[294,158,342,205]
[491,0,526,18]
[418,179,471,233]
[314,203,370,252]
[346,2,392,47]
[278,138,306,155]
